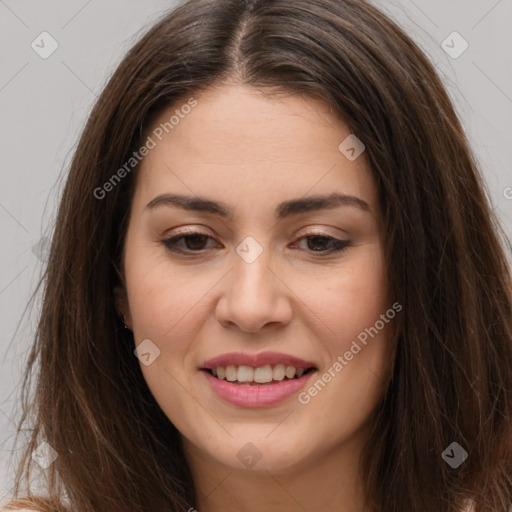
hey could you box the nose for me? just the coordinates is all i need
[215,247,293,333]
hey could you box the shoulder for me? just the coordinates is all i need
[0,505,39,512]
[0,498,66,512]
[462,500,512,512]
[461,500,475,512]
[0,509,39,512]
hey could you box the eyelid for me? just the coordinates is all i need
[167,226,213,237]
[293,226,346,238]
[163,224,345,240]
[162,226,344,243]
[161,227,218,248]
[161,227,351,256]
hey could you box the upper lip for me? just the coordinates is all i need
[201,351,317,370]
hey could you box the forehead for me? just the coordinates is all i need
[134,84,377,214]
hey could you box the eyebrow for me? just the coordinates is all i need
[145,192,370,220]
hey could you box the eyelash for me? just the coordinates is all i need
[161,230,351,256]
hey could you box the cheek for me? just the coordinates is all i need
[297,251,393,442]
[125,259,207,420]
[125,232,203,312]
[124,254,204,353]
[126,240,388,355]
[296,245,388,353]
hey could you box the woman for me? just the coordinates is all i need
[2,0,512,510]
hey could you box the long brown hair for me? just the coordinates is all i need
[6,0,512,510]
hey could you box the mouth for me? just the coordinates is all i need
[202,364,317,385]
[199,351,319,407]
[199,353,319,407]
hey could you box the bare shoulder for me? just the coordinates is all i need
[0,505,39,512]
[0,498,68,512]
[0,507,40,512]
[461,500,475,512]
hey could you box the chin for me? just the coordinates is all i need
[202,432,311,473]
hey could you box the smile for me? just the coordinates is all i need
[208,364,315,384]
[199,351,318,407]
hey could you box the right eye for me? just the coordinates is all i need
[161,231,221,254]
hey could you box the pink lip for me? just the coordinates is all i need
[202,369,317,408]
[200,351,316,370]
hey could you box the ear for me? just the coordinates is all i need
[114,284,132,329]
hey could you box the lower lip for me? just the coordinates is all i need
[202,370,316,408]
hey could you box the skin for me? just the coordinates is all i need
[115,83,396,512]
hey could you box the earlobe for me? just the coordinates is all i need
[114,285,132,330]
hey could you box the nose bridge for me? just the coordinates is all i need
[231,236,275,301]
[215,234,292,332]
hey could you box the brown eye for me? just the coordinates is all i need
[292,234,351,254]
[182,233,209,250]
[307,235,331,251]
[162,231,350,256]
[162,232,217,253]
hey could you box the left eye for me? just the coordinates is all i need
[162,231,350,255]
[291,234,351,253]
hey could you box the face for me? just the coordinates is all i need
[116,84,395,475]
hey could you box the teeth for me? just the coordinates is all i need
[225,366,237,381]
[253,365,273,383]
[273,364,286,381]
[285,366,296,379]
[210,364,310,383]
[237,365,254,382]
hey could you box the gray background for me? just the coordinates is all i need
[0,0,511,498]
